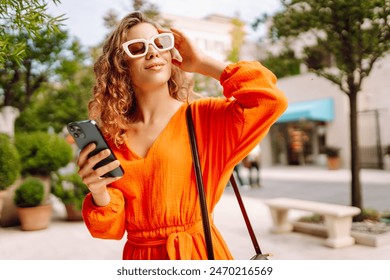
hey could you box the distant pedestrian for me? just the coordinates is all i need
[233,163,245,186]
[242,145,261,188]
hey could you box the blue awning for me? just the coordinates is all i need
[277,97,334,123]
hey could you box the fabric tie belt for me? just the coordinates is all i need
[126,220,208,260]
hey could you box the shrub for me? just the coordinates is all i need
[51,172,89,210]
[362,208,381,222]
[15,132,73,176]
[14,178,44,207]
[0,133,21,190]
[323,146,340,157]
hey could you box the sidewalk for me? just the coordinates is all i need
[0,166,389,260]
[259,165,390,184]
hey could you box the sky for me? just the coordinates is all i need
[47,0,281,47]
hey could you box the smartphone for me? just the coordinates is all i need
[67,120,124,177]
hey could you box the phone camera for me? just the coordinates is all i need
[75,131,85,139]
[69,125,85,139]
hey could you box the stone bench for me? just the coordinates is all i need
[264,197,361,248]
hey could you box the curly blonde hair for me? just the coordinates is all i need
[89,11,191,147]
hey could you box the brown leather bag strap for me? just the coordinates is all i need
[186,104,263,259]
[229,175,263,255]
[186,105,215,260]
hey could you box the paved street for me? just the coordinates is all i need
[0,166,389,260]
[238,165,390,212]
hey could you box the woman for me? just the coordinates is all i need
[78,11,288,260]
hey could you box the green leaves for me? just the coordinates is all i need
[51,172,89,210]
[15,132,73,176]
[1,9,91,133]
[0,133,21,190]
[14,177,45,207]
[0,0,66,67]
[262,49,301,78]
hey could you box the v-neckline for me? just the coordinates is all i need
[125,103,187,159]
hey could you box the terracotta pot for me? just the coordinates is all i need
[327,157,340,170]
[65,204,83,221]
[17,204,52,231]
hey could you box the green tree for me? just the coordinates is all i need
[101,0,170,35]
[14,39,93,133]
[262,49,301,78]
[15,66,93,133]
[0,26,91,129]
[133,0,161,21]
[1,28,73,112]
[0,0,65,68]
[227,16,246,63]
[255,0,390,220]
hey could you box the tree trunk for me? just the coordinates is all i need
[0,106,20,138]
[349,92,363,222]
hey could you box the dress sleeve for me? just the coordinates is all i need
[192,61,288,180]
[82,187,126,240]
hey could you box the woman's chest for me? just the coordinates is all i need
[112,121,194,197]
[126,122,169,158]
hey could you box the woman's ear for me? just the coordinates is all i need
[171,47,183,63]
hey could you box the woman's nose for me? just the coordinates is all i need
[145,43,160,59]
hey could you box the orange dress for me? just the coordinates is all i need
[82,61,288,260]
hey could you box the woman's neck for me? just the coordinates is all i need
[133,86,182,124]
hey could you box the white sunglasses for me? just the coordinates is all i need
[122,33,174,58]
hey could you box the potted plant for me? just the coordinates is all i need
[51,172,89,221]
[323,146,341,170]
[0,133,21,220]
[13,177,52,230]
[14,132,73,203]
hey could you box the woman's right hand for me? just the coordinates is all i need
[170,28,229,81]
[77,143,122,206]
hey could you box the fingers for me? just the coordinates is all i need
[76,144,122,193]
[170,28,185,48]
[81,159,121,185]
[78,146,110,178]
[169,28,205,71]
[158,27,184,47]
[78,142,96,165]
[170,28,184,38]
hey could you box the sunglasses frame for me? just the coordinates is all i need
[122,33,175,58]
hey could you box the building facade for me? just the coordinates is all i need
[260,55,390,170]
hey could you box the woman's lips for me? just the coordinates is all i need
[145,63,165,70]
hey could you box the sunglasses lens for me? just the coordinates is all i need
[153,34,173,50]
[127,42,147,56]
